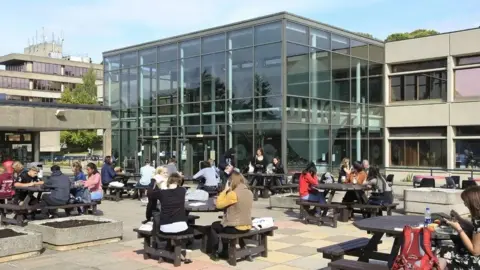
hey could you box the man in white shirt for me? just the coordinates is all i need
[138,160,156,188]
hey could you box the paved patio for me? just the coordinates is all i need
[0,195,398,270]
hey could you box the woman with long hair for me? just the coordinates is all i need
[438,186,480,269]
[210,171,253,260]
[339,158,350,183]
[364,165,393,205]
[299,162,325,204]
[72,161,86,181]
[84,163,103,200]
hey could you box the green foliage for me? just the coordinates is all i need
[59,68,102,150]
[355,32,374,39]
[402,173,414,182]
[385,29,439,42]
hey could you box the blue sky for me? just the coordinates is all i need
[0,0,478,63]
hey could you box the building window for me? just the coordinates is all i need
[32,62,61,75]
[455,139,480,169]
[5,63,27,72]
[33,80,61,92]
[390,71,447,101]
[390,139,447,167]
[0,77,29,89]
[457,55,480,66]
[455,67,480,99]
[64,66,89,77]
[391,59,447,73]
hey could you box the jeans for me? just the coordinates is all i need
[91,191,103,200]
[301,193,326,204]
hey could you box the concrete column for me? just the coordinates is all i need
[310,41,318,162]
[383,64,390,106]
[383,128,390,168]
[33,132,40,161]
[60,66,65,76]
[29,80,33,90]
[227,42,233,148]
[26,62,33,72]
[446,55,454,103]
[355,61,361,161]
[447,125,454,170]
[103,128,112,157]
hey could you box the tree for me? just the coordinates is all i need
[385,29,439,42]
[59,69,102,151]
[355,32,374,39]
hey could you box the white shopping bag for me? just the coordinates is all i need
[252,217,275,230]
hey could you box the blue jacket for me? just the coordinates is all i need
[101,163,116,185]
[74,171,86,181]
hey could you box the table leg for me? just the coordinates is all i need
[358,232,384,263]
[328,190,335,203]
[387,236,402,268]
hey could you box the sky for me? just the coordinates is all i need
[0,0,478,63]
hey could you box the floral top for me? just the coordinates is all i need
[436,218,480,270]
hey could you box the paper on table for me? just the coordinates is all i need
[188,202,206,206]
[394,227,403,231]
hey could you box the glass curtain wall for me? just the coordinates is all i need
[104,18,384,173]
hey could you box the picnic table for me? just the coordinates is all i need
[14,185,51,205]
[245,173,296,200]
[353,215,425,267]
[184,198,219,213]
[315,183,369,204]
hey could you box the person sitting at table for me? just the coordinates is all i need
[342,161,367,206]
[2,157,14,174]
[194,161,219,191]
[437,186,480,270]
[299,162,325,216]
[84,163,103,201]
[12,161,26,182]
[210,171,253,260]
[40,165,71,218]
[364,165,393,205]
[338,158,351,183]
[154,166,168,190]
[72,161,86,181]
[13,166,43,205]
[101,156,116,186]
[145,173,191,234]
[218,148,236,184]
[138,160,155,193]
[271,157,285,185]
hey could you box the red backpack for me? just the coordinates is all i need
[0,173,15,199]
[392,226,440,270]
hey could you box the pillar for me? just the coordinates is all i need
[383,128,390,168]
[355,61,362,161]
[446,56,455,103]
[310,39,318,162]
[103,128,112,157]
[446,56,455,170]
[33,132,40,161]
[227,40,233,148]
[447,126,454,170]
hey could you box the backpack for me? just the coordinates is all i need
[392,226,440,270]
[0,173,14,199]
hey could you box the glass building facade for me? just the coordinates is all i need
[103,13,385,175]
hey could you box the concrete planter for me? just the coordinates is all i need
[27,216,123,251]
[0,227,42,262]
[404,188,469,216]
[269,194,299,209]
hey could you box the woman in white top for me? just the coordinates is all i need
[154,166,169,190]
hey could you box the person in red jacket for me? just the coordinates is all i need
[0,165,14,200]
[299,162,325,204]
[2,157,13,174]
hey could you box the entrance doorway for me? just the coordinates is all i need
[138,137,175,168]
[180,136,223,176]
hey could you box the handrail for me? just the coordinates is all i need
[0,100,111,111]
[383,166,480,178]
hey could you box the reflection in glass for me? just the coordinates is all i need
[286,22,308,44]
[351,127,368,162]
[180,39,201,58]
[455,139,480,168]
[105,55,120,71]
[228,27,253,49]
[105,71,120,109]
[254,22,281,45]
[351,58,368,104]
[202,34,226,54]
[332,53,350,101]
[310,99,331,125]
[332,125,350,166]
[255,96,281,121]
[287,124,310,169]
[121,68,138,108]
[202,53,226,101]
[139,65,157,107]
[256,122,281,163]
[182,103,200,126]
[287,43,309,96]
[202,101,226,133]
[310,49,330,99]
[230,98,253,122]
[120,129,137,160]
[158,60,178,105]
[230,124,254,169]
[121,52,138,68]
[330,102,350,126]
[254,43,281,96]
[180,57,200,104]
[159,44,178,62]
[310,125,330,165]
[369,62,383,104]
[287,96,308,122]
[350,40,368,59]
[229,48,253,98]
[140,48,157,65]
[332,34,350,54]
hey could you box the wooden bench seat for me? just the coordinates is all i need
[328,259,388,270]
[103,186,127,201]
[351,203,399,217]
[296,200,348,228]
[143,230,194,267]
[317,237,378,261]
[218,226,277,266]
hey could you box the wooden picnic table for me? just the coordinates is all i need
[184,198,219,213]
[245,173,289,200]
[315,183,369,204]
[14,185,51,205]
[353,215,427,268]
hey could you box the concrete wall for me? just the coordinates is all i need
[0,88,61,99]
[40,131,61,152]
[0,105,111,131]
[0,70,84,84]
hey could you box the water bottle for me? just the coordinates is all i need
[424,207,432,227]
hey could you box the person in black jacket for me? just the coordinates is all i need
[272,157,285,184]
[40,165,71,218]
[145,173,191,234]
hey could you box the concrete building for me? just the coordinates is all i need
[103,12,385,175]
[384,27,480,176]
[0,43,104,154]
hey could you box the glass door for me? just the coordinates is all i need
[183,137,219,176]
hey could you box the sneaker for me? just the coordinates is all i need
[140,197,149,205]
